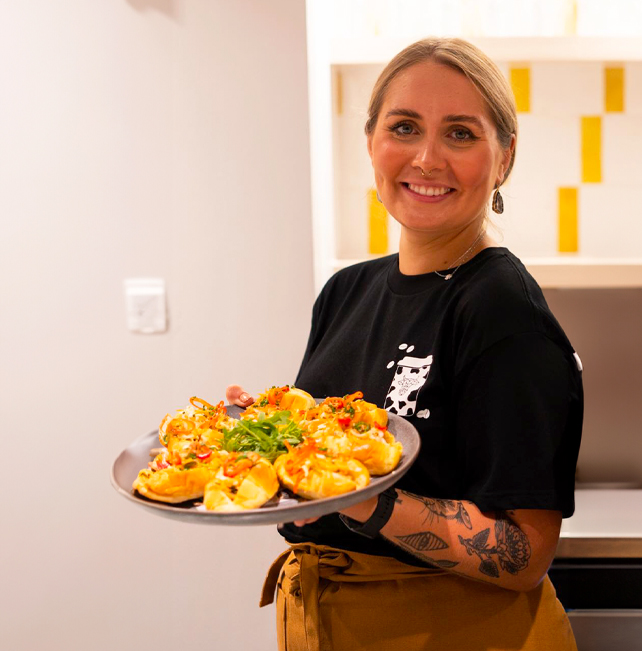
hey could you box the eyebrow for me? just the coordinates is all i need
[444,114,485,131]
[384,109,486,131]
[384,108,422,120]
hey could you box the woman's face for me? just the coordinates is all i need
[367,61,513,237]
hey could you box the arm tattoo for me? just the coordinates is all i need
[400,491,473,529]
[458,511,531,579]
[394,532,459,569]
[396,531,448,552]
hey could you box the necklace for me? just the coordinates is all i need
[434,230,486,281]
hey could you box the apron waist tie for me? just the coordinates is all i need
[261,543,445,651]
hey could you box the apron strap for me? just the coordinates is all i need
[259,548,293,607]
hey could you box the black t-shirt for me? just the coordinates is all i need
[279,248,583,565]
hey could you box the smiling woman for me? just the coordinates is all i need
[244,37,583,651]
[364,40,516,275]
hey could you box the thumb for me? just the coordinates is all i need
[225,384,255,407]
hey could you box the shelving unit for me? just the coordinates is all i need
[305,14,642,292]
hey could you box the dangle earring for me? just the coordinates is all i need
[492,186,504,214]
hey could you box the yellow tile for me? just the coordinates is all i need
[605,67,625,112]
[368,189,388,255]
[564,0,578,36]
[558,187,578,253]
[510,67,530,113]
[581,116,601,183]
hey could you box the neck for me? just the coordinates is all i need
[398,222,494,276]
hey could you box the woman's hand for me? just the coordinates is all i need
[291,495,378,528]
[225,384,255,408]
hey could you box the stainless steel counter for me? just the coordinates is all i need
[557,489,642,558]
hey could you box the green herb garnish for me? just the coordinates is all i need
[220,410,303,462]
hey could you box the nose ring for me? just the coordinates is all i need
[419,166,432,178]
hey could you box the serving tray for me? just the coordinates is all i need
[110,405,420,526]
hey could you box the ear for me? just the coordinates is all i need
[367,133,374,163]
[497,134,516,185]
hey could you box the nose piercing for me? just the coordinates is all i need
[419,166,432,177]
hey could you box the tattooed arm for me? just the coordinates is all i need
[339,491,562,592]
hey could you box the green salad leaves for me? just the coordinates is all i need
[220,411,304,462]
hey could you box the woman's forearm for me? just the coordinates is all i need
[342,490,560,592]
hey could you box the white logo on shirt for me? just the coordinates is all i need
[384,344,432,417]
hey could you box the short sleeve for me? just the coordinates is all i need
[453,332,583,517]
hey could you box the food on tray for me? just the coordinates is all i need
[132,387,402,510]
[241,385,316,420]
[204,452,279,512]
[274,439,370,499]
[158,397,237,464]
[298,391,403,476]
[133,462,222,503]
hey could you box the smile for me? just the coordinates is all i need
[406,183,454,197]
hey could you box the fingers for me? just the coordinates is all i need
[225,384,255,407]
[292,517,320,527]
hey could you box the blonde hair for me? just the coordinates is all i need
[365,37,517,184]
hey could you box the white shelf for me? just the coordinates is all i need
[523,257,642,288]
[331,257,642,288]
[330,36,642,65]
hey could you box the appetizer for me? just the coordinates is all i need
[274,439,370,499]
[242,385,316,421]
[204,452,279,512]
[133,461,222,503]
[299,392,403,476]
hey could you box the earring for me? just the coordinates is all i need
[492,187,504,214]
[376,191,382,203]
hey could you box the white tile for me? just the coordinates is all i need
[511,114,581,186]
[340,64,382,122]
[602,114,642,186]
[530,62,603,117]
[336,181,369,259]
[625,62,642,116]
[498,179,559,257]
[579,185,642,257]
[337,114,372,178]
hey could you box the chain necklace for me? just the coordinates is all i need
[434,230,486,281]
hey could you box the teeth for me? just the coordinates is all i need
[408,184,452,197]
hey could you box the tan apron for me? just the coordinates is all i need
[261,543,577,651]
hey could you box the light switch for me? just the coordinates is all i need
[124,278,167,334]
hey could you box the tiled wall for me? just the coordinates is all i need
[333,60,642,261]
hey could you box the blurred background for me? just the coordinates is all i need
[1,1,641,650]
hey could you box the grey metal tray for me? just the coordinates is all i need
[110,405,420,526]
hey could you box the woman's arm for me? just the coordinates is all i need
[340,491,562,592]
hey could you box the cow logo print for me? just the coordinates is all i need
[384,344,433,417]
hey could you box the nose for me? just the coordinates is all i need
[413,138,445,175]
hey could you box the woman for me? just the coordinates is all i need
[229,37,582,650]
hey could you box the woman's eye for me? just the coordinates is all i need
[390,122,416,136]
[450,127,477,142]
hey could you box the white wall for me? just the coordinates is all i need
[0,2,314,650]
